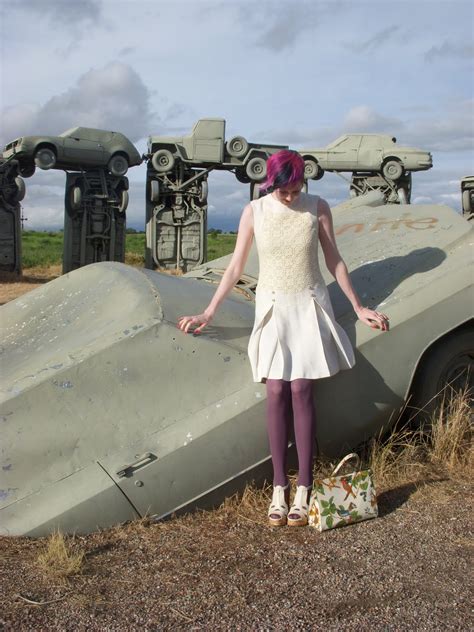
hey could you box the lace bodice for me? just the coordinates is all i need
[252,193,323,292]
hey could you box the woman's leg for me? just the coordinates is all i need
[265,379,292,487]
[290,378,316,487]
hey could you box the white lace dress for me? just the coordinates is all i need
[247,192,355,383]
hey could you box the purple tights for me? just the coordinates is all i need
[266,378,316,488]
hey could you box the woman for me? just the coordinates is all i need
[178,150,389,527]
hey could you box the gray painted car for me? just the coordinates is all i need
[300,134,433,181]
[0,199,471,536]
[3,127,142,177]
[148,118,287,182]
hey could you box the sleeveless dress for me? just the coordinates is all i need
[247,192,355,383]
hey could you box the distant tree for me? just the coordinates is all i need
[208,228,222,236]
[126,227,138,234]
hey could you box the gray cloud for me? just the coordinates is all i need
[425,40,474,63]
[240,1,324,52]
[344,25,401,53]
[1,62,157,146]
[14,0,102,26]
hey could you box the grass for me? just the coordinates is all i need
[36,531,85,581]
[367,387,472,490]
[20,231,237,269]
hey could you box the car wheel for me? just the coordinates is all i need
[226,136,249,158]
[303,158,320,180]
[382,160,403,181]
[245,156,267,181]
[70,186,82,210]
[152,149,175,173]
[19,164,36,178]
[108,154,129,177]
[34,147,56,170]
[150,179,160,202]
[250,182,261,200]
[14,176,26,202]
[410,328,473,422]
[462,189,472,214]
[235,169,251,184]
[118,190,129,213]
[397,187,409,205]
[314,168,325,181]
[198,180,208,203]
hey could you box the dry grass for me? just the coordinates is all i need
[0,265,62,304]
[367,387,472,490]
[36,531,85,581]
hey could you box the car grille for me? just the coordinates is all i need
[4,138,22,151]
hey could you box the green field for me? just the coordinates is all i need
[20,231,237,269]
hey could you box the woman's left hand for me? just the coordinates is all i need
[355,307,390,331]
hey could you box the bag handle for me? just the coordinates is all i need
[332,452,360,476]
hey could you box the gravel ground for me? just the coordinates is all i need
[0,476,472,631]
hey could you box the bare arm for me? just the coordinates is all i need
[178,203,254,334]
[317,198,389,331]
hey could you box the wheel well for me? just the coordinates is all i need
[382,156,402,165]
[407,319,473,399]
[35,142,57,156]
[302,154,319,163]
[110,151,129,161]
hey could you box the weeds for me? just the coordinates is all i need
[36,531,85,580]
[367,387,472,490]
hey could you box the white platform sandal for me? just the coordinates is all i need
[268,484,289,527]
[287,485,311,527]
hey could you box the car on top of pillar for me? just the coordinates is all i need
[2,127,142,177]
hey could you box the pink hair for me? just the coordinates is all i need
[260,150,305,192]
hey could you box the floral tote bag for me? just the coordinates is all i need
[308,453,378,531]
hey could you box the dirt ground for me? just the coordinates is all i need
[0,266,61,305]
[0,477,472,631]
[1,268,472,630]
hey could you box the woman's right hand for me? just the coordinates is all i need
[177,311,213,334]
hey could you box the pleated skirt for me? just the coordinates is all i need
[247,285,355,383]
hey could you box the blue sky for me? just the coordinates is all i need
[1,0,473,231]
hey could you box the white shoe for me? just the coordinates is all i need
[287,485,311,527]
[268,484,289,527]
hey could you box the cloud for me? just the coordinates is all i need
[241,1,321,51]
[13,0,102,27]
[0,62,156,146]
[344,25,401,53]
[425,40,474,63]
[342,106,403,134]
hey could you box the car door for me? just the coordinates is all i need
[62,134,106,165]
[357,136,384,171]
[328,136,361,170]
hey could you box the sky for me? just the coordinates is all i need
[1,0,473,232]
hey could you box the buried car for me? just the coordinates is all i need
[0,199,472,536]
[2,127,142,177]
[300,134,433,181]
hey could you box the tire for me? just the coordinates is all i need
[382,159,403,181]
[397,187,408,205]
[245,156,267,181]
[34,147,56,170]
[70,185,82,210]
[150,179,160,202]
[198,180,208,203]
[462,189,472,214]
[152,149,175,173]
[235,169,251,184]
[411,328,473,421]
[19,164,36,178]
[226,136,249,158]
[303,158,320,180]
[251,182,261,200]
[108,154,129,177]
[118,190,129,213]
[14,176,26,202]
